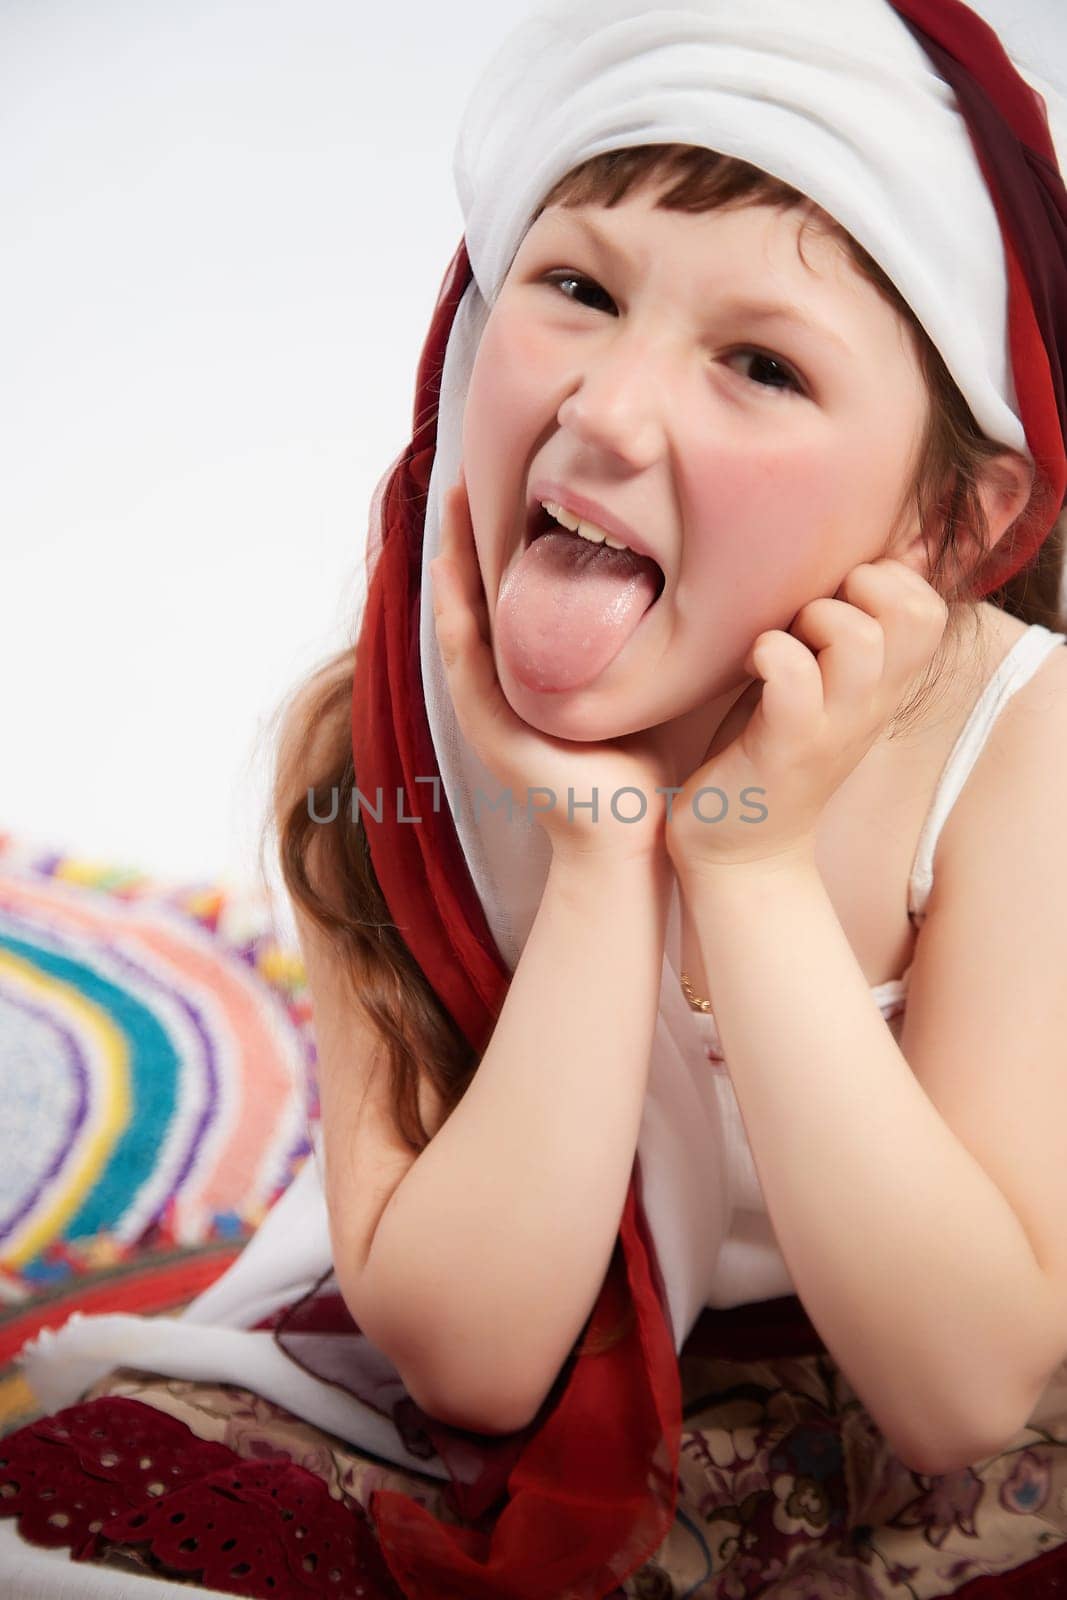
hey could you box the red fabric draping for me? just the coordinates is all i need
[888,0,1067,594]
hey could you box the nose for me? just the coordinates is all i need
[555,336,670,468]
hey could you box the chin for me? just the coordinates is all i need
[501,675,651,744]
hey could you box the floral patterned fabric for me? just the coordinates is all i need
[4,1337,1067,1599]
[623,1344,1067,1598]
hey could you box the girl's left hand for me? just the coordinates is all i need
[665,559,949,875]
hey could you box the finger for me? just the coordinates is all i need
[834,560,947,679]
[861,559,949,660]
[440,479,491,636]
[430,552,521,767]
[429,556,465,669]
[701,672,765,763]
[438,476,469,556]
[787,593,885,711]
[431,558,498,721]
[743,630,825,738]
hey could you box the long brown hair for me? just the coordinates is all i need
[265,143,1067,1160]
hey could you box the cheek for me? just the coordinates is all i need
[685,436,875,595]
[461,312,560,596]
[464,310,557,457]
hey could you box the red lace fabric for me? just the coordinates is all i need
[0,1396,405,1598]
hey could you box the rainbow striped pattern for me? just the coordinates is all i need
[0,835,316,1298]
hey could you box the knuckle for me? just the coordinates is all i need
[794,598,835,630]
[898,588,933,621]
[851,611,883,646]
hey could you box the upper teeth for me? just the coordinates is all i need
[540,500,632,552]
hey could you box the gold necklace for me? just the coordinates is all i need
[680,971,712,1013]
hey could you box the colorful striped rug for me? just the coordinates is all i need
[0,834,316,1435]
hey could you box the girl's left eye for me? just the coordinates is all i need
[725,350,806,397]
[540,271,807,397]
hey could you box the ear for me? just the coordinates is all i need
[891,450,1035,592]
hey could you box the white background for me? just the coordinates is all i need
[2,0,1063,913]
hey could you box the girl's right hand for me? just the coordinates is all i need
[429,470,674,864]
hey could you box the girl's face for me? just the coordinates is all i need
[460,184,930,769]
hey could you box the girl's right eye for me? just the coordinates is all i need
[542,271,617,314]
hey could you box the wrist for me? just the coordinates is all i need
[671,837,820,890]
[549,838,672,884]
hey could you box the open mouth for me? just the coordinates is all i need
[523,504,666,601]
[523,502,561,548]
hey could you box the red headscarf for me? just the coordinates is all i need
[890,0,1067,595]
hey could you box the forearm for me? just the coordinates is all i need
[361,848,672,1433]
[680,851,1050,1474]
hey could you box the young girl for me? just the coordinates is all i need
[4,1,1067,1596]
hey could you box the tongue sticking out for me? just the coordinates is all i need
[496,529,662,693]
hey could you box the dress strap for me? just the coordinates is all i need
[907,623,1067,926]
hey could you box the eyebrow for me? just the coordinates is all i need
[541,208,855,355]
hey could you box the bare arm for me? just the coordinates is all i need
[677,850,1060,1476]
[351,847,673,1435]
